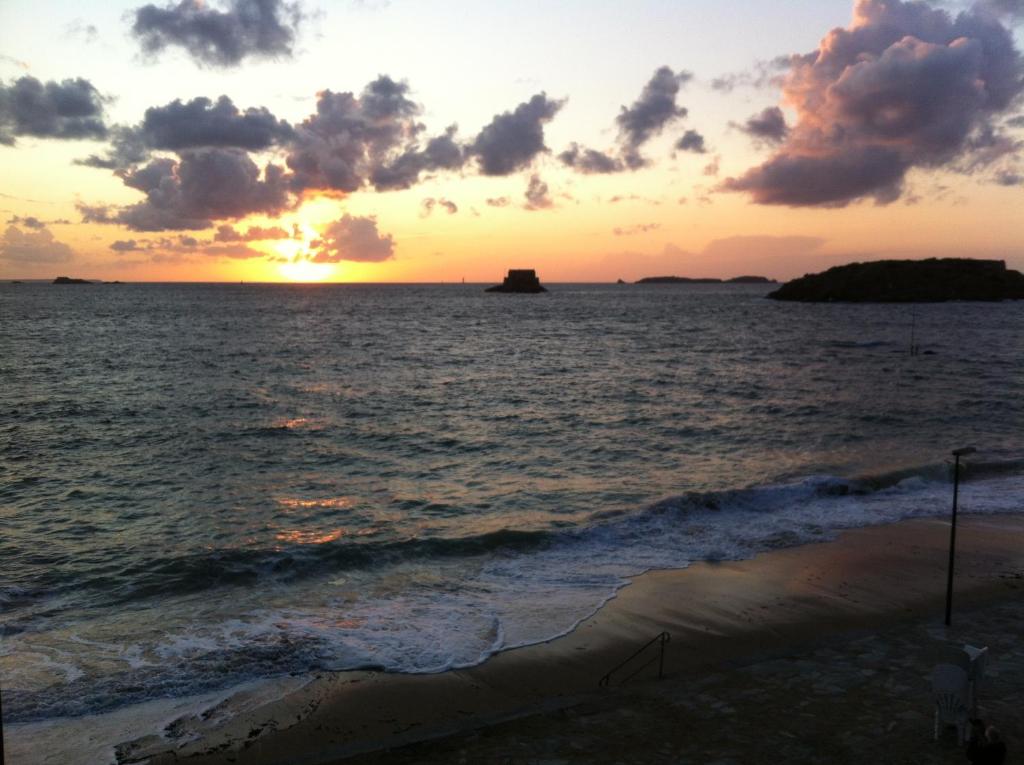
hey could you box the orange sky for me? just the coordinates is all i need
[1,0,1022,282]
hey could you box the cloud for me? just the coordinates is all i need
[994,169,1022,185]
[558,143,623,173]
[141,95,293,151]
[710,56,793,93]
[131,0,303,67]
[77,126,151,170]
[309,214,394,262]
[523,174,553,210]
[703,155,721,176]
[723,0,1024,207]
[109,233,268,259]
[64,20,100,44]
[109,148,290,231]
[371,125,465,190]
[560,66,692,173]
[0,76,107,145]
[287,75,459,194]
[975,0,1024,20]
[79,95,293,170]
[7,215,45,229]
[675,129,707,153]
[616,66,692,168]
[469,93,564,176]
[420,197,458,216]
[613,223,661,236]
[485,196,510,207]
[736,106,788,144]
[0,225,74,262]
[213,223,289,241]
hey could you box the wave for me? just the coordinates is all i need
[5,460,1023,723]
[11,460,1024,611]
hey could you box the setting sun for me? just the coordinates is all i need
[278,259,335,282]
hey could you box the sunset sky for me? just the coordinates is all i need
[1,0,1022,283]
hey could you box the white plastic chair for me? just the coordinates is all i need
[963,645,988,717]
[932,663,970,744]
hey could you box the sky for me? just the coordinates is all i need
[0,0,1022,283]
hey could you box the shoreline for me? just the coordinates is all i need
[43,512,1018,765]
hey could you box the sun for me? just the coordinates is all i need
[279,259,335,282]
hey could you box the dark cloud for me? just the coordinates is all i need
[110,239,142,252]
[420,197,458,216]
[523,174,553,210]
[6,215,45,230]
[994,169,1022,185]
[485,197,510,207]
[1006,115,1024,128]
[77,126,151,170]
[613,223,660,236]
[77,202,117,224]
[213,223,290,241]
[79,96,293,170]
[616,66,692,168]
[675,129,707,153]
[727,147,910,206]
[141,95,293,151]
[724,0,1024,207]
[287,76,446,194]
[0,76,107,145]
[309,214,394,262]
[1,225,74,263]
[470,93,564,176]
[370,125,465,190]
[736,106,789,144]
[560,66,692,173]
[558,143,623,173]
[131,0,302,67]
[111,148,290,231]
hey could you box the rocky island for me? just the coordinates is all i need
[486,269,547,293]
[53,276,95,284]
[637,275,775,284]
[769,258,1024,302]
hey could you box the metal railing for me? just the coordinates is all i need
[598,631,670,688]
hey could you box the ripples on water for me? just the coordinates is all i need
[1,282,1022,721]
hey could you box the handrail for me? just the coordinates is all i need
[598,631,670,688]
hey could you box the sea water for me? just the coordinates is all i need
[2,282,1022,736]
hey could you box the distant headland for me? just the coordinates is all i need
[486,269,547,293]
[52,277,124,284]
[769,259,1024,302]
[636,275,776,284]
[53,276,94,284]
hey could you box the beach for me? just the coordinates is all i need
[22,512,1015,764]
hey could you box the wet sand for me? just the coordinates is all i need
[116,514,1024,763]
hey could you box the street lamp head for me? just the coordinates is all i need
[952,447,977,457]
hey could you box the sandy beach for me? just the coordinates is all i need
[56,512,1021,765]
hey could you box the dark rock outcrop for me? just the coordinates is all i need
[486,269,547,293]
[53,276,94,284]
[769,259,1024,302]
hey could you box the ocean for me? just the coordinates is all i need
[2,282,1023,732]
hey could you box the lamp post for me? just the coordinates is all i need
[945,446,976,626]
